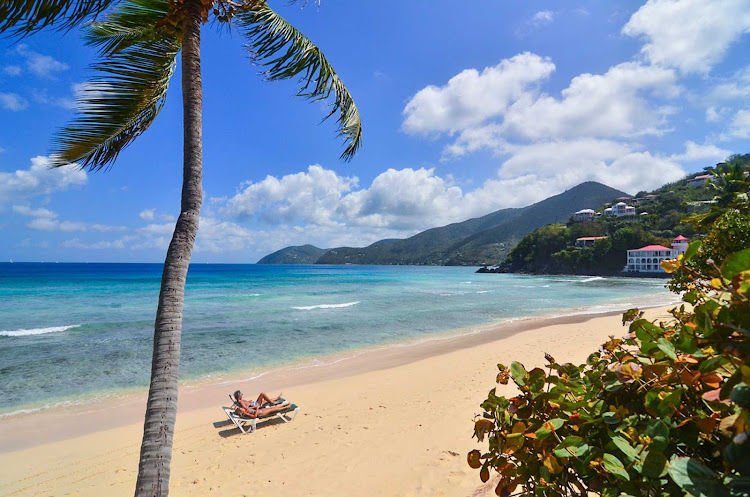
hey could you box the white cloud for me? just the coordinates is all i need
[402,53,555,135]
[14,44,68,78]
[339,168,465,229]
[477,139,686,202]
[12,205,58,218]
[139,208,156,220]
[532,10,554,26]
[706,106,724,123]
[435,61,680,159]
[0,93,28,111]
[3,65,22,76]
[498,62,679,142]
[725,109,750,139]
[623,0,750,74]
[27,217,125,232]
[221,165,358,226]
[668,141,730,161]
[0,156,87,208]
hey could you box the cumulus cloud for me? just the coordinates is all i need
[13,44,68,78]
[339,168,464,229]
[532,10,554,26]
[668,141,730,161]
[221,165,358,226]
[499,62,679,142]
[623,0,750,74]
[403,53,680,162]
[402,53,555,135]
[139,208,156,220]
[27,217,125,232]
[0,92,28,111]
[724,109,750,139]
[12,205,58,218]
[0,156,87,208]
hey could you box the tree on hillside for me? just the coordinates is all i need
[0,2,362,495]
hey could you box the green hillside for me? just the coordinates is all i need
[493,168,734,275]
[257,244,328,264]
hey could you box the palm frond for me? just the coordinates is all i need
[235,3,362,161]
[0,0,117,37]
[51,0,180,170]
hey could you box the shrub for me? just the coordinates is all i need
[469,244,750,496]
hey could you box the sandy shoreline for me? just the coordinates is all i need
[0,305,675,496]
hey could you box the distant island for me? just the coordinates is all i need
[257,181,627,266]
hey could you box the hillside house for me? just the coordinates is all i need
[624,235,689,273]
[687,175,711,187]
[574,209,596,222]
[606,202,636,217]
[575,236,608,248]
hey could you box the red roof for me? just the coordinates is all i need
[576,236,608,241]
[673,235,688,241]
[630,245,672,252]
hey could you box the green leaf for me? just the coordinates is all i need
[50,0,180,169]
[730,383,750,408]
[0,0,117,37]
[720,248,750,279]
[645,420,670,452]
[684,240,701,261]
[640,451,668,479]
[603,453,630,481]
[534,418,565,440]
[509,362,527,387]
[236,3,363,161]
[553,436,590,458]
[657,338,677,360]
[668,457,729,497]
[527,368,546,393]
[611,435,640,463]
[631,319,662,342]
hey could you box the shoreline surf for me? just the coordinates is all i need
[0,296,679,453]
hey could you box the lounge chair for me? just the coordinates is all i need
[222,402,300,434]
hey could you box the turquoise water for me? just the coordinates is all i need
[0,263,674,416]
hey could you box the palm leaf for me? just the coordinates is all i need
[51,0,180,170]
[235,2,362,161]
[0,0,117,37]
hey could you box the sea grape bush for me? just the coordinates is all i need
[468,242,750,496]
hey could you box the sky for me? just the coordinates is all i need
[1,0,750,263]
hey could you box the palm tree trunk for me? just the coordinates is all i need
[134,0,202,495]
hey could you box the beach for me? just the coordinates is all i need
[0,305,673,496]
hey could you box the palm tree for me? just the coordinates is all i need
[1,2,362,496]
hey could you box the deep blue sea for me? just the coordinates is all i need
[0,263,675,417]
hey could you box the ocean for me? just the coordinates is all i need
[0,263,675,417]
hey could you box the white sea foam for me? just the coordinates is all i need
[580,276,605,283]
[0,324,81,337]
[291,301,360,310]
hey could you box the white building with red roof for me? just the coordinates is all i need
[624,236,689,273]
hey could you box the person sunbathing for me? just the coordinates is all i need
[235,401,291,419]
[233,390,283,409]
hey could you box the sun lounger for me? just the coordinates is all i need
[221,403,300,434]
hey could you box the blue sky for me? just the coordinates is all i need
[1,0,749,262]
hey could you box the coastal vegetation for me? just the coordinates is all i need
[0,1,362,495]
[469,171,750,495]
